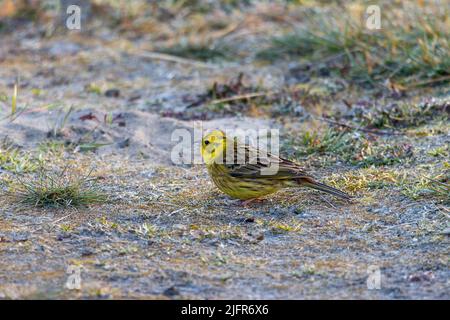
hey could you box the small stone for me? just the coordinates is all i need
[126,266,139,273]
[293,105,306,116]
[11,232,29,242]
[290,205,304,215]
[244,217,255,223]
[141,169,156,178]
[173,224,187,230]
[56,233,71,241]
[128,94,141,101]
[163,286,180,296]
[117,138,130,149]
[80,248,95,256]
[105,89,120,98]
[269,207,286,215]
[408,271,435,282]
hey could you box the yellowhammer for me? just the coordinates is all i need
[201,130,351,201]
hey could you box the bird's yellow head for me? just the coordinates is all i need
[201,130,227,165]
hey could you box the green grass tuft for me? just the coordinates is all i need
[295,129,352,156]
[401,172,450,205]
[0,141,42,174]
[6,167,107,208]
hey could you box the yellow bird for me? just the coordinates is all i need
[201,130,351,201]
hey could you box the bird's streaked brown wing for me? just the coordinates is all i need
[224,144,313,180]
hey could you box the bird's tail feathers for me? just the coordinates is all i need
[300,178,351,200]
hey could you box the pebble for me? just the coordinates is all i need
[105,89,120,98]
[408,271,435,282]
[117,138,130,149]
[56,233,71,241]
[163,286,180,297]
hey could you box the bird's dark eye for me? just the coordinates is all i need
[204,140,210,145]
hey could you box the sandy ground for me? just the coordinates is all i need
[0,4,449,299]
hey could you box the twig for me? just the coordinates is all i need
[15,211,76,230]
[382,221,415,231]
[131,50,215,69]
[209,21,242,41]
[319,195,336,209]
[313,116,403,136]
[0,104,28,123]
[168,207,186,216]
[50,212,76,226]
[210,91,273,105]
[423,176,450,189]
[147,200,180,207]
[0,103,61,123]
[406,75,450,88]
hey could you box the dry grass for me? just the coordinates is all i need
[257,2,450,87]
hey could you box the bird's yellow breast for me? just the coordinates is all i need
[207,163,280,200]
